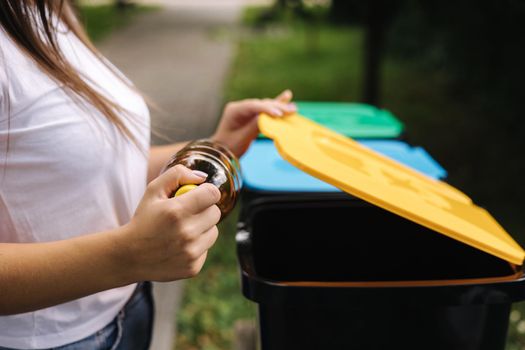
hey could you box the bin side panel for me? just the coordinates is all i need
[258,303,510,350]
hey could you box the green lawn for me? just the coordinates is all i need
[176,6,525,350]
[78,3,158,42]
[225,24,362,102]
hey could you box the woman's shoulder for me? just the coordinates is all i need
[0,27,53,85]
[0,27,30,68]
[0,27,65,119]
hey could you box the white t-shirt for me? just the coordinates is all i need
[0,20,150,349]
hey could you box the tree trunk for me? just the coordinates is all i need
[116,0,132,10]
[362,0,399,106]
[329,0,363,24]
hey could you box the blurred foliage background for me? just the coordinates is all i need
[77,2,156,41]
[227,0,525,236]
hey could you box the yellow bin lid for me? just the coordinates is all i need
[259,113,525,266]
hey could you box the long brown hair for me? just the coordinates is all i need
[0,0,138,145]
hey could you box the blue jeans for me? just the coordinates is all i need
[0,282,154,350]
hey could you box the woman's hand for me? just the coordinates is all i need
[122,165,222,282]
[0,165,221,315]
[212,90,296,158]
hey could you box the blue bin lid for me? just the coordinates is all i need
[241,139,447,192]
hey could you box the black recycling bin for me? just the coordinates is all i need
[236,196,525,350]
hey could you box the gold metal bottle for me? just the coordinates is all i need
[163,139,242,220]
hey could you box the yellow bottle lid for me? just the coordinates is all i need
[175,184,198,197]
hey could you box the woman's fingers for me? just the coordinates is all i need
[186,251,209,278]
[270,89,296,115]
[195,226,220,256]
[148,164,208,199]
[183,226,219,278]
[275,89,293,103]
[172,183,221,215]
[263,99,297,116]
[234,99,296,118]
[180,204,222,239]
[223,90,295,121]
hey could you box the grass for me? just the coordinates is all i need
[77,3,158,42]
[176,6,525,350]
[175,210,257,350]
[225,24,363,102]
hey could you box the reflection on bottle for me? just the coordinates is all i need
[163,139,242,220]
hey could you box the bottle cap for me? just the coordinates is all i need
[174,184,198,197]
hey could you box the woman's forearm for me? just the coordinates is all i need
[0,227,134,315]
[148,142,188,182]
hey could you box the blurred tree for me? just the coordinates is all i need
[387,0,525,122]
[326,0,401,106]
[329,0,365,24]
[253,0,307,27]
[361,0,400,106]
[116,0,134,10]
[275,0,304,9]
[384,0,525,227]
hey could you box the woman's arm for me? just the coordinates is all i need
[0,165,221,315]
[0,228,131,315]
[147,91,296,183]
[148,143,188,182]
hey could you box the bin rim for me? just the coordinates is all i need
[237,232,525,307]
[237,236,525,306]
[238,267,525,307]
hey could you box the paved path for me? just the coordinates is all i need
[99,2,242,349]
[101,2,242,144]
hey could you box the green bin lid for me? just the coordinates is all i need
[295,101,404,139]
